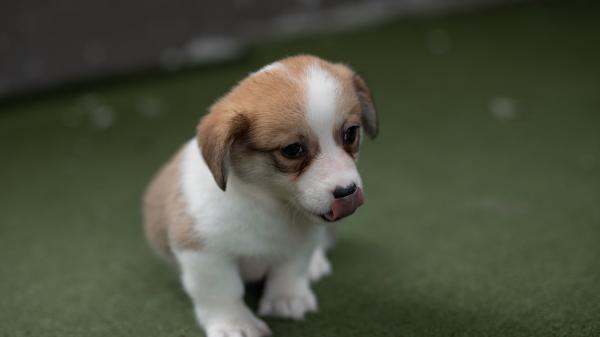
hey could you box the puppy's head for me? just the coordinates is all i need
[198,55,378,222]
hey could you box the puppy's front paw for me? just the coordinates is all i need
[258,287,318,320]
[204,308,271,337]
[308,249,332,282]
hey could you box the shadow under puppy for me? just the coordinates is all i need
[143,55,378,337]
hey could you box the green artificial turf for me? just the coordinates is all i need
[1,1,600,336]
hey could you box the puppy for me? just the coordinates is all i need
[143,55,378,337]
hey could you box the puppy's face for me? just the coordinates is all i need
[198,55,378,222]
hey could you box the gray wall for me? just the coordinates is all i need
[0,0,518,98]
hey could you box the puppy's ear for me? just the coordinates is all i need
[353,74,378,139]
[197,107,248,191]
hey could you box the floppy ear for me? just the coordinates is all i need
[197,108,248,191]
[353,74,378,139]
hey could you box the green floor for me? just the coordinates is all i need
[2,1,600,336]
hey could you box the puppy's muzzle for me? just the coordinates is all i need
[322,184,364,222]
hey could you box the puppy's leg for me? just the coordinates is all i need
[177,251,271,337]
[308,225,334,282]
[258,238,318,320]
[308,248,332,282]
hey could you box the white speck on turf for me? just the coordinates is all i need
[89,105,115,129]
[78,93,116,130]
[490,96,518,121]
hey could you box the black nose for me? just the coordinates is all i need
[333,183,357,199]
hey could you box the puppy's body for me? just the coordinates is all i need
[143,55,377,337]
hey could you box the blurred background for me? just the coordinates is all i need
[2,0,518,97]
[1,1,599,337]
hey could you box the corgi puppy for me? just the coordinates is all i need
[143,55,378,337]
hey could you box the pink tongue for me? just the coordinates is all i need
[325,188,364,221]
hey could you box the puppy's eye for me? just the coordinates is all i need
[343,126,360,145]
[281,143,305,159]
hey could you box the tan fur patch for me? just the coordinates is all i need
[197,56,311,186]
[143,146,201,263]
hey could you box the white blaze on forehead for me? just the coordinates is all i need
[305,64,340,149]
[298,63,362,215]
